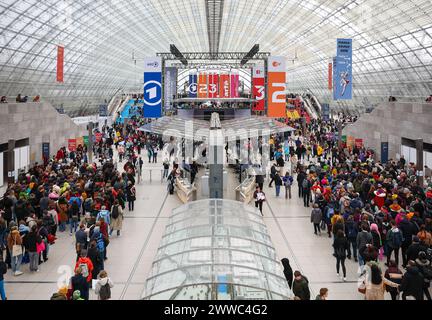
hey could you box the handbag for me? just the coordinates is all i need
[36,240,46,254]
[12,236,23,257]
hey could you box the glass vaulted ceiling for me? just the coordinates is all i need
[0,0,432,115]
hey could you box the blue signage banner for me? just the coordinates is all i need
[381,142,389,164]
[99,104,108,117]
[334,39,352,100]
[188,73,198,98]
[42,142,50,163]
[143,57,162,118]
[322,103,330,121]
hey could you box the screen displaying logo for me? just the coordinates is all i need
[144,80,162,106]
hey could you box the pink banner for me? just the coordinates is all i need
[230,74,239,98]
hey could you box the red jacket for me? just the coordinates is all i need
[75,257,94,283]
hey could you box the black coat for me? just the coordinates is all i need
[23,231,42,253]
[333,237,349,258]
[71,274,89,300]
[400,267,425,300]
[406,243,427,262]
[399,219,414,246]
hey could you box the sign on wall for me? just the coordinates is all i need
[333,39,352,100]
[252,66,265,112]
[143,57,162,118]
[268,56,287,118]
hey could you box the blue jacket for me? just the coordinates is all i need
[96,210,110,225]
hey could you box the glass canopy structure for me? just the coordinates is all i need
[142,199,292,300]
[0,0,431,114]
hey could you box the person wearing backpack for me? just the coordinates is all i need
[282,172,293,199]
[399,216,415,268]
[95,270,114,300]
[70,266,90,300]
[333,230,349,281]
[302,177,312,208]
[415,251,432,300]
[274,172,283,197]
[91,227,106,270]
[356,222,373,267]
[310,204,323,235]
[74,249,94,288]
[110,200,123,237]
[345,215,359,262]
[386,220,404,267]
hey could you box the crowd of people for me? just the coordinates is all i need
[266,114,432,300]
[0,118,155,300]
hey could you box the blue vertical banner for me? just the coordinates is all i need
[381,142,389,164]
[334,39,352,100]
[322,103,330,121]
[143,57,162,118]
[188,72,198,98]
[99,104,108,117]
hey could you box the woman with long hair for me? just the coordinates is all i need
[333,230,349,281]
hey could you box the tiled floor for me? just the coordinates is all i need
[2,158,414,300]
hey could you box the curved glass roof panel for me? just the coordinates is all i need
[142,199,292,300]
[1,0,431,113]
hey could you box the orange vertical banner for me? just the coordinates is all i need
[57,45,64,83]
[267,57,287,118]
[198,73,208,98]
[328,62,333,90]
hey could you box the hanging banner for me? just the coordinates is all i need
[230,73,240,98]
[328,62,333,90]
[83,136,89,146]
[208,73,218,98]
[68,139,77,152]
[322,103,330,121]
[164,67,178,110]
[355,139,364,149]
[42,143,50,164]
[143,57,162,118]
[99,104,108,117]
[219,74,230,98]
[198,73,208,98]
[268,56,287,118]
[57,45,64,83]
[76,137,84,148]
[381,142,389,164]
[334,39,352,100]
[188,73,198,98]
[252,66,265,112]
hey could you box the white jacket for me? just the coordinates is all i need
[95,277,114,300]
